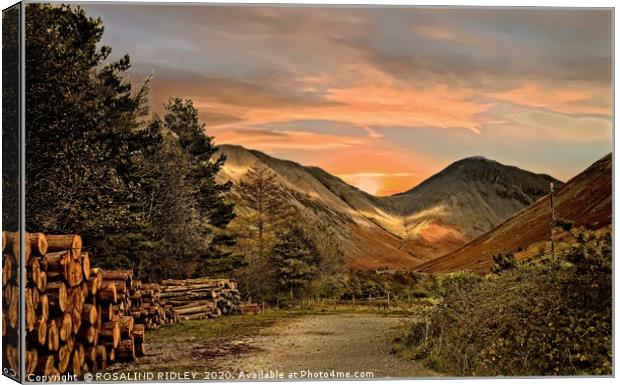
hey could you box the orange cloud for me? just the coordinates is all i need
[488,82,611,115]
[200,84,492,134]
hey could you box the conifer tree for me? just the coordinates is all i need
[235,166,297,298]
[161,98,240,273]
[270,227,322,298]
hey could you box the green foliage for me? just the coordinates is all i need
[24,4,239,281]
[400,230,611,376]
[270,227,322,297]
[490,253,517,273]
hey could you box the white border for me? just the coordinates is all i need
[0,1,616,385]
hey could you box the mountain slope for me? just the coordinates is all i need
[217,144,422,269]
[216,144,567,269]
[415,153,612,274]
[383,157,563,259]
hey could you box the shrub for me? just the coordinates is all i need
[402,230,611,376]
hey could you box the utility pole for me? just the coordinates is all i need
[550,182,555,259]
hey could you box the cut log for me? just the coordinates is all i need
[35,355,55,377]
[72,306,82,334]
[82,252,91,280]
[47,281,68,313]
[27,318,47,346]
[84,346,97,365]
[82,304,97,325]
[55,313,73,342]
[66,258,84,287]
[46,234,82,259]
[95,345,107,369]
[97,282,117,304]
[3,257,12,287]
[100,321,121,348]
[46,320,60,351]
[118,316,134,338]
[31,288,40,311]
[71,344,84,376]
[38,271,47,293]
[41,251,70,278]
[26,258,40,288]
[102,270,132,283]
[77,325,97,345]
[132,324,146,356]
[29,233,48,256]
[26,349,38,376]
[115,337,136,362]
[38,293,49,321]
[12,231,32,264]
[9,285,19,328]
[106,344,116,363]
[26,288,35,331]
[55,344,71,373]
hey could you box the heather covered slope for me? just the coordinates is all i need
[216,144,567,269]
[217,144,423,268]
[415,153,612,274]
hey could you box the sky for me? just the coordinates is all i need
[81,4,612,196]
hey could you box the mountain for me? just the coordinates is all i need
[216,144,420,269]
[415,153,612,274]
[216,144,566,269]
[384,156,563,259]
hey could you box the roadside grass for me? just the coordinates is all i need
[148,305,424,344]
[148,309,306,343]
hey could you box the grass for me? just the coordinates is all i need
[148,305,422,344]
[148,308,306,343]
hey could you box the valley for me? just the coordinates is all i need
[216,144,571,270]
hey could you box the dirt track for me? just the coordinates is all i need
[113,313,436,379]
[213,313,436,379]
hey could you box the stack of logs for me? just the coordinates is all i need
[2,231,21,377]
[128,281,177,330]
[160,278,241,320]
[2,231,176,378]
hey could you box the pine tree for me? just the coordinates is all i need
[25,3,155,239]
[23,5,240,281]
[234,166,297,298]
[270,227,322,298]
[161,98,240,274]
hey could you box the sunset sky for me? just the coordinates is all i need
[82,4,612,196]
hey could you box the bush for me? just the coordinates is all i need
[401,230,611,376]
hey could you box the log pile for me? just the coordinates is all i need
[2,231,178,377]
[2,232,22,377]
[128,282,177,330]
[160,278,241,320]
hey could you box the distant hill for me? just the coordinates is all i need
[415,153,612,274]
[216,144,568,269]
[385,156,562,259]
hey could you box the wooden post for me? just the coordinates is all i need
[387,293,390,308]
[262,301,265,314]
[550,182,556,259]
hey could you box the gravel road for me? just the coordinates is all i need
[214,313,436,379]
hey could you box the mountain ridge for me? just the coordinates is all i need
[216,144,573,268]
[414,152,612,274]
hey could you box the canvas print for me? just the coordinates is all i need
[1,2,613,382]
